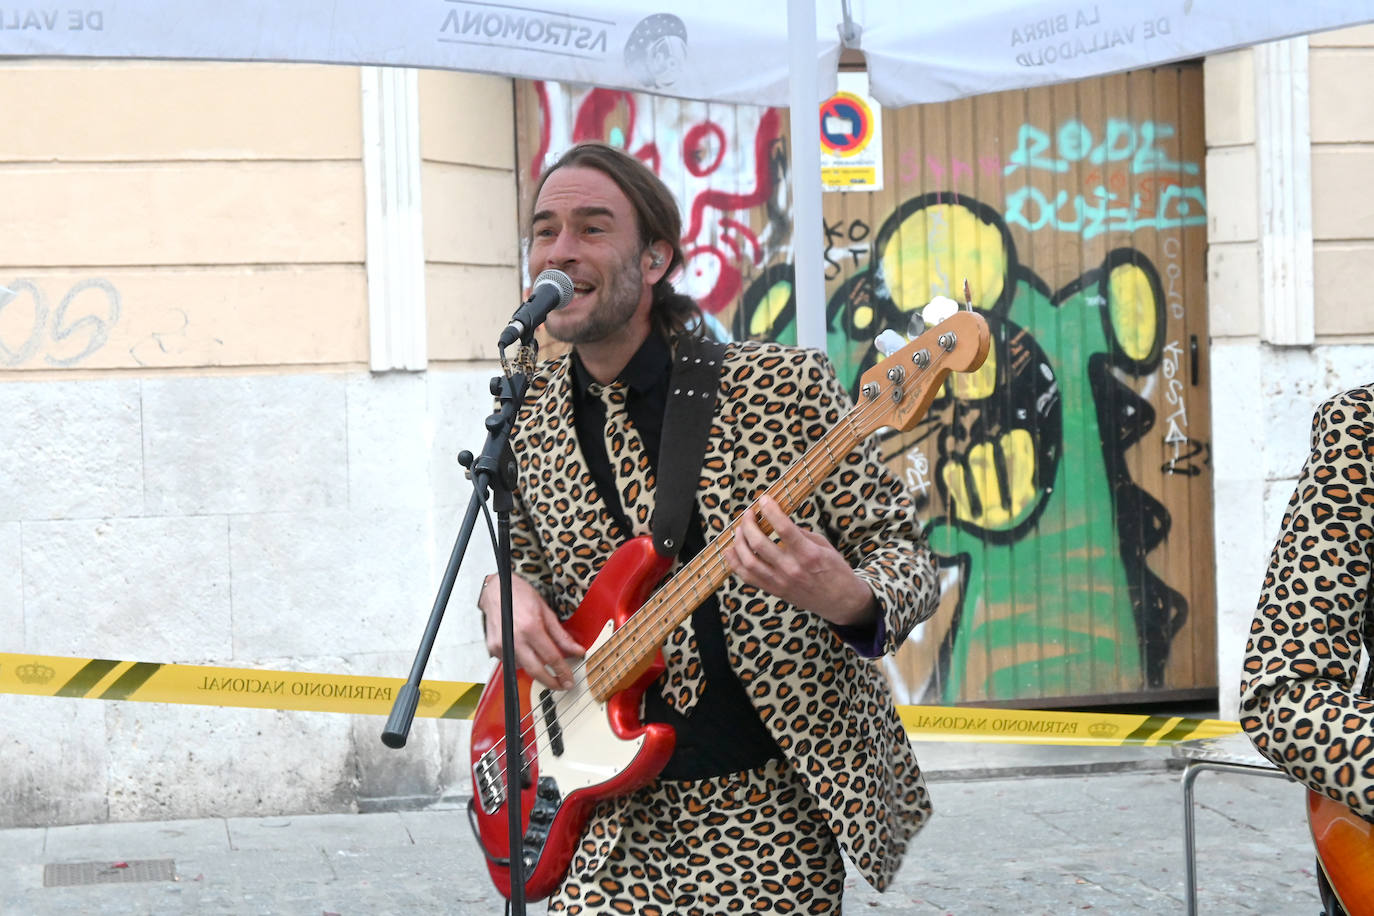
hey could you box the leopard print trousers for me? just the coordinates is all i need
[547,758,845,914]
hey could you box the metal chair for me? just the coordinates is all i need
[1174,733,1293,916]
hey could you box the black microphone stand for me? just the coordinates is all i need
[382,343,534,916]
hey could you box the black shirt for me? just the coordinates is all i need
[569,334,783,778]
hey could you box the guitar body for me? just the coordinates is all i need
[1309,789,1374,915]
[469,536,676,901]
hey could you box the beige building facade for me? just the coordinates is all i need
[1205,25,1374,720]
[2,26,1374,826]
[2,61,521,825]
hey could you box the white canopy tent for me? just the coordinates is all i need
[5,0,1374,346]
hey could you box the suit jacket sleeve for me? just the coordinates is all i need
[504,370,560,614]
[799,349,939,658]
[508,485,558,610]
[1239,386,1374,816]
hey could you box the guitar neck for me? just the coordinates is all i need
[585,410,867,701]
[580,310,990,703]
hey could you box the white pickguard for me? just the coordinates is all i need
[531,620,646,795]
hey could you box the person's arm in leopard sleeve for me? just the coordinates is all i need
[729,348,936,659]
[1239,386,1374,817]
[812,350,937,657]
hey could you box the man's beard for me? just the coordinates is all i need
[548,254,646,345]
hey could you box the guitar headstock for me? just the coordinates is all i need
[854,310,991,437]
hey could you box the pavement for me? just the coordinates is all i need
[0,732,1327,915]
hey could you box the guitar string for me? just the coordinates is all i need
[479,353,954,790]
[480,405,865,785]
[480,339,965,793]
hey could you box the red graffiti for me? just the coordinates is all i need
[682,108,781,242]
[572,88,637,143]
[899,150,1004,186]
[683,244,742,314]
[636,142,661,175]
[683,121,726,177]
[719,217,763,266]
[535,85,783,320]
[531,81,553,181]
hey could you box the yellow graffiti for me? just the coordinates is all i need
[942,428,1038,531]
[750,279,793,337]
[850,302,876,333]
[879,203,1007,313]
[949,344,998,401]
[1106,263,1157,361]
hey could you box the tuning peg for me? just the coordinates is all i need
[874,329,906,358]
[922,295,960,326]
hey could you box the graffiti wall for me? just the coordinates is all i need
[515,64,1215,705]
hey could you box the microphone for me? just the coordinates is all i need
[498,269,575,348]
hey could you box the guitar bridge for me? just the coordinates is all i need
[472,748,506,814]
[472,744,532,815]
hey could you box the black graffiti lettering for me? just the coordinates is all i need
[823,250,842,280]
[822,217,871,280]
[1162,438,1210,477]
[823,216,845,249]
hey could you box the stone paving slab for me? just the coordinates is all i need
[0,768,1322,915]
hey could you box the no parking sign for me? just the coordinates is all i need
[820,72,883,191]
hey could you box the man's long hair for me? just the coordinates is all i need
[528,142,704,343]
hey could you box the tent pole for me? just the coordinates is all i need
[788,0,827,352]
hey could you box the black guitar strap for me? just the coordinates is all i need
[652,334,726,559]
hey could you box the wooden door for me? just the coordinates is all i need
[514,63,1215,706]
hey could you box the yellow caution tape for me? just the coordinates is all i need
[0,653,486,721]
[898,705,1241,746]
[0,653,1240,746]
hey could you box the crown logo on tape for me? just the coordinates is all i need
[17,663,56,684]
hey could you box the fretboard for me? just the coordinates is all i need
[583,408,868,702]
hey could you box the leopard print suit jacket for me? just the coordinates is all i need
[505,339,939,890]
[1240,384,1374,817]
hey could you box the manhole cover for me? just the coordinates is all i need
[44,859,176,887]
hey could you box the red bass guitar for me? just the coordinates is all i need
[468,312,991,900]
